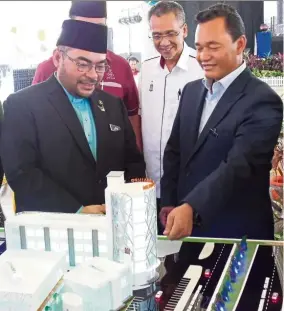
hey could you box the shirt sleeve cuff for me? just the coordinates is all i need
[76,206,84,214]
[128,109,139,116]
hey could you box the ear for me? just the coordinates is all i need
[183,23,188,39]
[236,35,247,55]
[52,48,61,68]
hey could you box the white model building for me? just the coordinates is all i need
[4,212,108,269]
[61,292,83,311]
[105,171,159,288]
[63,256,132,311]
[4,170,159,293]
[0,249,66,311]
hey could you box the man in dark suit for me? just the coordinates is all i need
[1,19,145,214]
[160,3,283,240]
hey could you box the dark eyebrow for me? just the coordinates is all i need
[195,41,221,46]
[152,29,175,34]
[208,41,221,45]
[76,56,92,63]
[97,60,108,64]
[76,57,107,65]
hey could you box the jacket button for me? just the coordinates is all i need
[98,180,102,184]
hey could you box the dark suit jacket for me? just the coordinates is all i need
[1,76,145,213]
[161,68,283,240]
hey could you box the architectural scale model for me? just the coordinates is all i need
[0,249,66,311]
[4,211,108,268]
[274,245,283,292]
[3,171,159,309]
[152,237,284,311]
[64,256,132,311]
[105,172,159,288]
[61,292,83,311]
[5,171,159,289]
[1,171,283,310]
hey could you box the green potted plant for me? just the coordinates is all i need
[244,53,283,97]
[244,53,283,77]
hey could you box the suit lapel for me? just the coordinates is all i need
[47,76,96,166]
[186,68,251,165]
[90,92,110,166]
[184,85,207,156]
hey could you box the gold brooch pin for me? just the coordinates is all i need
[98,100,105,112]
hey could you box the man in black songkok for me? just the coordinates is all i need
[1,19,145,214]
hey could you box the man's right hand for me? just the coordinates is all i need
[81,204,106,214]
[159,206,175,227]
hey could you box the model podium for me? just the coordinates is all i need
[64,257,132,311]
[5,212,108,269]
[105,172,159,288]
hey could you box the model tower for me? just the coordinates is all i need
[105,172,159,288]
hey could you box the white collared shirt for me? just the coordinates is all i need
[139,42,204,197]
[199,62,247,134]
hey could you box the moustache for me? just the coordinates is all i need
[158,45,175,52]
[159,45,172,49]
[78,79,99,86]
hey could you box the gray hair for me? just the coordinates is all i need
[148,1,185,24]
[57,46,72,53]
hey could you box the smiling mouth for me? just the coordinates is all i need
[202,64,216,70]
[79,81,97,86]
[79,83,96,90]
[160,46,173,53]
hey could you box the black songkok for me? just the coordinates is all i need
[56,19,107,54]
[69,1,107,18]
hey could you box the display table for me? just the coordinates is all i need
[0,227,283,311]
[122,237,283,311]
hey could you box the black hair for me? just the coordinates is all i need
[128,57,139,63]
[195,3,245,41]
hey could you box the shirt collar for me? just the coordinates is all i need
[159,42,196,71]
[54,73,86,105]
[203,62,246,93]
[176,42,196,71]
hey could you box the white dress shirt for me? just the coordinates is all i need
[139,43,204,197]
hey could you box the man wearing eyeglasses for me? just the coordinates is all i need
[1,19,145,214]
[139,1,203,232]
[32,1,142,152]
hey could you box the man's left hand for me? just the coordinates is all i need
[163,203,194,240]
[81,204,106,214]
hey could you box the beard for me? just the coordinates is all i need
[77,77,99,87]
[58,64,100,98]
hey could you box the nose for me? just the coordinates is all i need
[86,67,99,80]
[159,36,171,46]
[198,50,211,63]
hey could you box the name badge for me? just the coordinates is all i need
[110,124,121,132]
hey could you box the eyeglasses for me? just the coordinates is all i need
[148,24,185,41]
[60,50,110,74]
